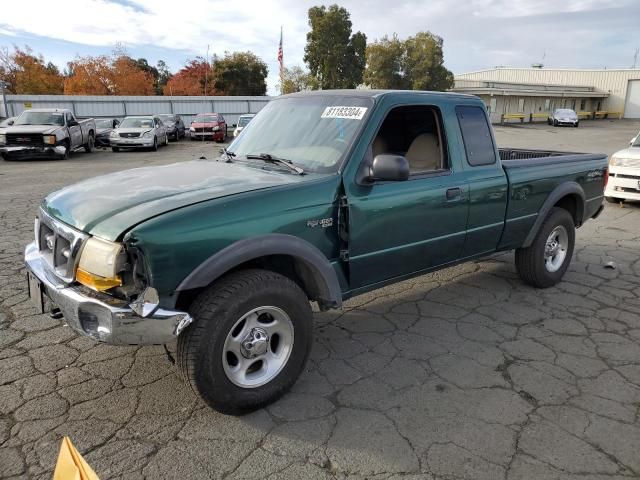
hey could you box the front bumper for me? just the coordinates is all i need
[110,137,155,148]
[24,242,192,345]
[606,166,640,201]
[0,145,66,159]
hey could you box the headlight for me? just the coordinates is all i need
[212,126,220,131]
[189,126,195,132]
[0,134,5,145]
[110,131,118,138]
[143,130,153,138]
[43,135,56,145]
[77,237,124,292]
[610,157,618,166]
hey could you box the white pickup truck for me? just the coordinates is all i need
[0,109,96,160]
[605,131,640,203]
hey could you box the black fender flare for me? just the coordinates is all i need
[176,234,342,308]
[522,181,585,248]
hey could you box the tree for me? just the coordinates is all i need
[303,5,366,89]
[403,32,453,91]
[364,32,453,91]
[363,34,406,90]
[156,60,172,94]
[211,52,268,96]
[64,54,155,95]
[0,46,63,94]
[279,65,318,94]
[163,58,211,96]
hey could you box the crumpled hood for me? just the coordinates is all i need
[612,146,640,159]
[4,125,60,135]
[43,160,306,241]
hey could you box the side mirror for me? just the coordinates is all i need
[7,120,13,126]
[369,154,410,182]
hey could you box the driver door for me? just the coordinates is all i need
[345,103,469,290]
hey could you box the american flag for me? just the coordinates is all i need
[278,27,283,69]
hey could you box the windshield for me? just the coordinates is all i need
[556,109,576,116]
[228,95,372,173]
[15,111,64,126]
[194,115,218,123]
[120,117,154,129]
[95,119,113,128]
[159,115,175,123]
[238,116,253,127]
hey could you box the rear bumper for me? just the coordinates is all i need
[24,242,192,345]
[0,145,66,159]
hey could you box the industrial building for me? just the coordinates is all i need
[453,67,640,123]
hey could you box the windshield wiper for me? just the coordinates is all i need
[219,148,235,162]
[245,153,304,175]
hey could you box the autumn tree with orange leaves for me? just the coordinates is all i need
[0,46,64,94]
[64,54,155,95]
[163,58,214,96]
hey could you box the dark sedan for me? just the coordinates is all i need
[94,118,121,147]
[158,114,185,141]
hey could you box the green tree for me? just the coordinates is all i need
[156,60,172,94]
[211,52,268,95]
[279,65,318,94]
[403,32,453,91]
[363,34,406,89]
[364,31,453,91]
[303,5,367,89]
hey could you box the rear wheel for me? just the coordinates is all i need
[84,134,94,153]
[177,269,313,414]
[515,207,575,288]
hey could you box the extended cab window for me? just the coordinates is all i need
[456,106,496,166]
[371,105,447,174]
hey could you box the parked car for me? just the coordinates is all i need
[604,131,640,203]
[548,108,579,127]
[189,113,227,142]
[158,114,185,141]
[233,114,255,137]
[94,118,120,147]
[110,116,168,152]
[24,90,607,414]
[0,116,16,128]
[0,109,96,160]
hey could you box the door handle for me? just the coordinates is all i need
[446,187,462,201]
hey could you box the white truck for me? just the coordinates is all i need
[0,109,96,160]
[605,131,640,203]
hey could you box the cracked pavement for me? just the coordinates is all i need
[1,122,640,479]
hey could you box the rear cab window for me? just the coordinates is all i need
[456,106,497,166]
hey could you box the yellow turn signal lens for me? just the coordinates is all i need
[76,268,122,292]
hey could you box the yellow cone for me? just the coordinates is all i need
[52,436,100,480]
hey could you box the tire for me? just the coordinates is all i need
[164,133,169,146]
[111,147,120,152]
[84,134,94,153]
[515,207,575,288]
[177,269,313,414]
[547,119,551,125]
[60,142,70,160]
[575,122,579,128]
[553,120,558,127]
[151,137,158,152]
[605,196,621,204]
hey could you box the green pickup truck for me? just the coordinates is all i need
[25,90,608,413]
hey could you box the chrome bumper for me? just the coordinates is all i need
[1,145,67,158]
[25,242,192,345]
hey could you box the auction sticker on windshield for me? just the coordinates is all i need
[321,106,368,120]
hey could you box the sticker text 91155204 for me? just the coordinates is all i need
[321,106,368,120]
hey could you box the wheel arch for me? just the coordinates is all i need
[175,234,342,311]
[522,182,585,248]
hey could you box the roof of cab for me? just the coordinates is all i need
[279,89,478,101]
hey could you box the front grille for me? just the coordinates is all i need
[7,133,44,146]
[194,127,214,133]
[120,132,141,138]
[35,210,88,283]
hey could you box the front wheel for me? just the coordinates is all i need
[151,137,158,151]
[177,269,313,414]
[515,207,575,288]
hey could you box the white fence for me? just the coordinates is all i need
[3,94,272,126]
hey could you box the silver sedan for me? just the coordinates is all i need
[110,116,169,152]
